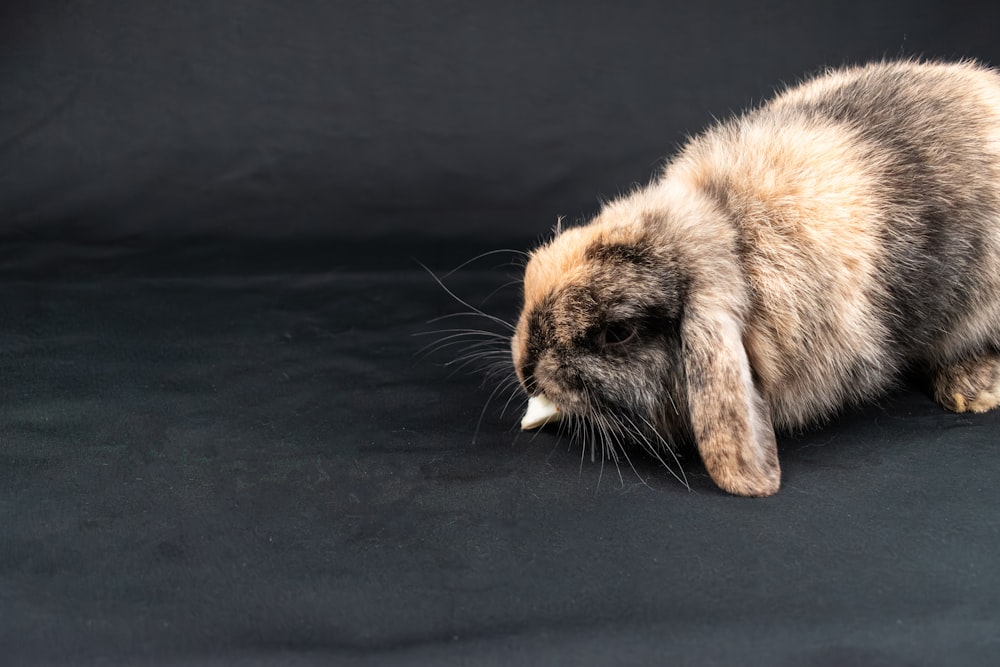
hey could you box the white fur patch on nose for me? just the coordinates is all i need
[521,394,564,430]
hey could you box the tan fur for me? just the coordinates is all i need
[670,116,891,427]
[512,60,1000,497]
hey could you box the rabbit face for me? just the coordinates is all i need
[511,225,688,429]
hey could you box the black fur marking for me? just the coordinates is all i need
[585,240,655,266]
[521,295,556,394]
[553,360,589,395]
[577,283,688,356]
[700,177,735,218]
[640,301,685,339]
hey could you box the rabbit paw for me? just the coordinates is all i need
[933,353,1000,414]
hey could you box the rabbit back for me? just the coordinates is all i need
[665,60,1000,427]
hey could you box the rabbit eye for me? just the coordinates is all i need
[600,322,637,347]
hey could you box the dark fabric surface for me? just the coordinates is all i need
[3,0,1000,245]
[2,260,999,666]
[4,0,1000,665]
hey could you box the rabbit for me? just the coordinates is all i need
[510,60,1000,497]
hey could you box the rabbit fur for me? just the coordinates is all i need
[511,60,1000,496]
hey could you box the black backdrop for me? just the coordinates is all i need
[3,2,1000,666]
[3,0,999,254]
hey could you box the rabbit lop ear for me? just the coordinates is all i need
[682,307,781,497]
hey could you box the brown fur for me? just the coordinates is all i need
[511,60,1000,497]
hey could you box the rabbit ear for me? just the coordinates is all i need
[682,307,781,497]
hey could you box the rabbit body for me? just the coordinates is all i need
[511,60,1000,496]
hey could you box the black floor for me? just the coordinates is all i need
[2,254,998,666]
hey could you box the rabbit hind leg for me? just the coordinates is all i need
[932,351,1000,414]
